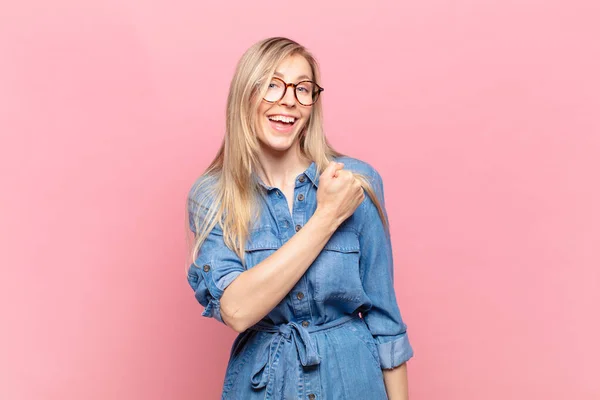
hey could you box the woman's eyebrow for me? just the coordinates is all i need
[274,71,313,81]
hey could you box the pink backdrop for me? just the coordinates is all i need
[1,0,598,399]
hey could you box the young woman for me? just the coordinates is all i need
[186,37,414,399]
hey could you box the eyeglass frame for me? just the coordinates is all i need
[262,77,324,106]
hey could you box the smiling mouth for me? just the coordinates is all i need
[266,115,298,132]
[268,115,297,124]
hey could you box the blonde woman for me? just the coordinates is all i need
[186,37,414,399]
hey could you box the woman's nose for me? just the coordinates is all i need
[278,84,297,107]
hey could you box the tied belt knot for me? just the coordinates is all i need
[248,314,357,394]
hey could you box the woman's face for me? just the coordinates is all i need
[255,54,313,155]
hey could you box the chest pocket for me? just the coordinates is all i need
[313,229,362,302]
[244,229,281,268]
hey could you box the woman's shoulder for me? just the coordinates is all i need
[333,155,382,182]
[187,173,220,216]
[333,155,386,219]
[189,173,219,194]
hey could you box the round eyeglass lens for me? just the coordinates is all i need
[295,81,315,105]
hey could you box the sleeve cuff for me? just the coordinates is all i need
[201,269,243,324]
[377,334,414,369]
[201,298,225,323]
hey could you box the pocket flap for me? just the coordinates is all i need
[246,229,281,251]
[324,230,360,253]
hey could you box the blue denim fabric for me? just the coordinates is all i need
[187,156,414,399]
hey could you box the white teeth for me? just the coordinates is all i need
[268,115,296,124]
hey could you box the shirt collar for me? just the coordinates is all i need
[253,160,319,190]
[303,160,319,188]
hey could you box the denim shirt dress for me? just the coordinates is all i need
[186,156,414,400]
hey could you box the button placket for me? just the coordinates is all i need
[271,188,293,238]
[290,273,312,324]
[291,184,306,235]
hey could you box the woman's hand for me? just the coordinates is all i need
[315,160,365,227]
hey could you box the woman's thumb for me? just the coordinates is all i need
[326,160,343,174]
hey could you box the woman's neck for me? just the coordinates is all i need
[256,146,311,190]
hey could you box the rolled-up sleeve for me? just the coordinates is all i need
[186,194,244,325]
[358,169,414,369]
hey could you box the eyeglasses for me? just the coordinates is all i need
[263,77,324,106]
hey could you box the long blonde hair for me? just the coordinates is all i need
[187,37,388,269]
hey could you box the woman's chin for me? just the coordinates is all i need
[258,133,299,153]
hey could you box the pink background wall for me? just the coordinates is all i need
[1,0,598,399]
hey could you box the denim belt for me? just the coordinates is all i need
[248,313,359,397]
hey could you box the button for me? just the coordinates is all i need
[297,193,304,201]
[299,175,306,183]
[302,320,310,328]
[295,224,302,232]
[308,394,316,400]
[203,264,210,272]
[296,292,304,300]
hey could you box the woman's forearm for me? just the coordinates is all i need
[383,362,409,400]
[219,208,340,332]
